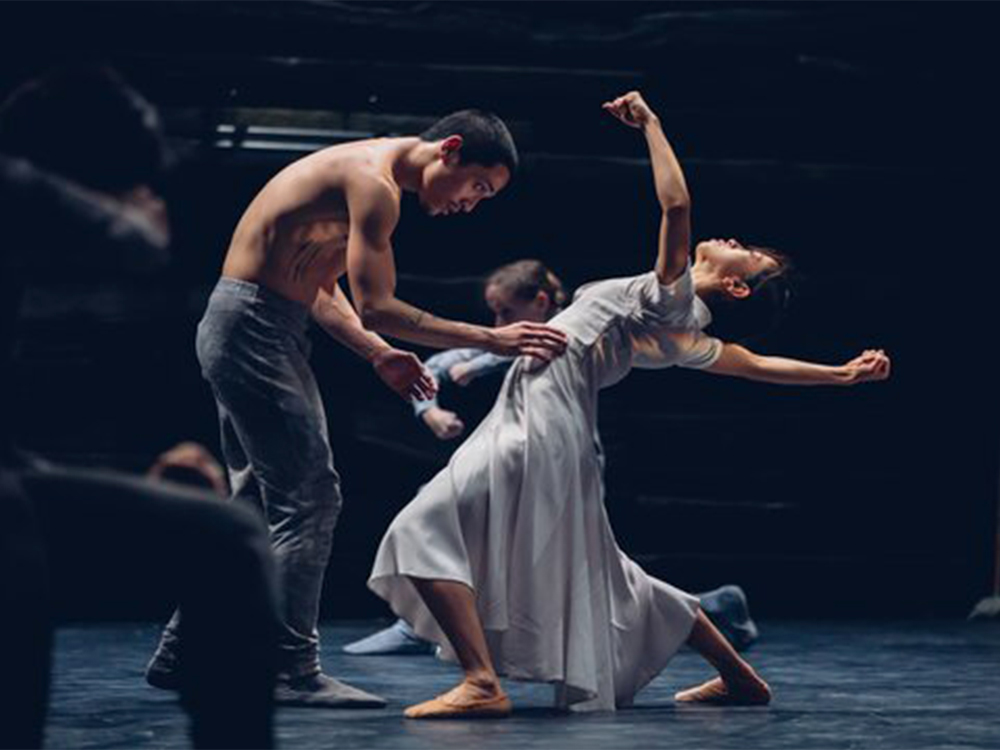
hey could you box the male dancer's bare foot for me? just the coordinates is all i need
[404,676,512,719]
[674,670,772,706]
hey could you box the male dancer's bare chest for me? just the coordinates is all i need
[245,216,348,307]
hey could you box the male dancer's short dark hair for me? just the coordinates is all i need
[420,110,519,175]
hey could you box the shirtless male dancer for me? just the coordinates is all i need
[147,110,568,708]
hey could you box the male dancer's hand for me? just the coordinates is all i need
[487,322,568,362]
[842,349,891,384]
[602,91,657,129]
[373,348,438,401]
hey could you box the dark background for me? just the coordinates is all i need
[2,1,997,621]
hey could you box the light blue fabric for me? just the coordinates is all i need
[412,347,513,416]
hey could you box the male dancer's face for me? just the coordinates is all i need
[418,139,511,217]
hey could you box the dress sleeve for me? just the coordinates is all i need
[628,266,696,326]
[628,267,723,370]
[674,331,723,370]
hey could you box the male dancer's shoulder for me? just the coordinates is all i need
[344,170,402,234]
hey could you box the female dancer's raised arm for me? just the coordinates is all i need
[602,91,691,286]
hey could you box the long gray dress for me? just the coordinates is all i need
[369,266,724,711]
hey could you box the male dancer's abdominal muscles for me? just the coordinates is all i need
[251,230,349,305]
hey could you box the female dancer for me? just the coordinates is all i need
[369,91,890,718]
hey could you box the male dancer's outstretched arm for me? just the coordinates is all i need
[344,177,568,362]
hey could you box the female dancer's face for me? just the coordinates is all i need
[695,238,779,285]
[484,283,553,326]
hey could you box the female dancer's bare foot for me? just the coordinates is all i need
[404,677,512,719]
[674,670,772,706]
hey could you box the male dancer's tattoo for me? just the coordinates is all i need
[409,309,428,329]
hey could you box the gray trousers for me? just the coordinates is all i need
[158,278,343,679]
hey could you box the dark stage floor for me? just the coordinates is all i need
[46,620,999,749]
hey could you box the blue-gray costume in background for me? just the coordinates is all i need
[411,348,512,418]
